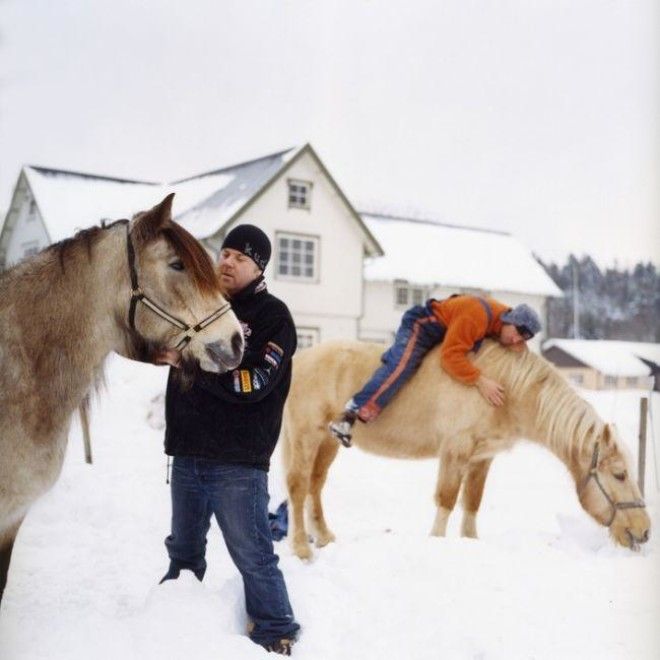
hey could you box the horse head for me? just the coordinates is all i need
[119,193,244,373]
[576,424,650,550]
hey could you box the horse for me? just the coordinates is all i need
[282,339,650,559]
[0,194,244,604]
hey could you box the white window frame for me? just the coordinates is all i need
[394,280,427,309]
[275,232,319,282]
[296,327,320,350]
[287,179,312,210]
[27,199,38,222]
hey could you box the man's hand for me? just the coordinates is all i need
[153,348,182,368]
[476,375,505,407]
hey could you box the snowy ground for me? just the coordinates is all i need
[1,355,658,660]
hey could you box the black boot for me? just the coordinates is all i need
[328,410,357,447]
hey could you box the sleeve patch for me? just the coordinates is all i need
[239,369,252,393]
[264,342,284,369]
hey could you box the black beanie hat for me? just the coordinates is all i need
[221,224,271,271]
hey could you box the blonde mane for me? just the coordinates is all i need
[474,341,604,460]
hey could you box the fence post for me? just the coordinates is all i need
[638,397,648,497]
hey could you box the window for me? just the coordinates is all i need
[626,377,639,388]
[288,179,312,209]
[568,373,584,386]
[296,328,319,349]
[604,375,618,387]
[21,241,39,258]
[276,233,318,281]
[27,199,38,222]
[394,281,426,308]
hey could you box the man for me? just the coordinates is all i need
[329,295,541,447]
[159,224,300,655]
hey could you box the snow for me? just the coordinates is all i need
[1,356,658,660]
[544,338,660,378]
[363,214,562,297]
[24,146,301,244]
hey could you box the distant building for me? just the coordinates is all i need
[542,338,660,390]
[1,144,560,348]
[359,213,561,351]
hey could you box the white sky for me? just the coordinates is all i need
[0,0,658,267]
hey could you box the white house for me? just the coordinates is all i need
[359,213,562,351]
[0,145,383,347]
[542,338,660,390]
[1,144,560,349]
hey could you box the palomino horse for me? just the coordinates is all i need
[0,194,244,604]
[283,340,650,559]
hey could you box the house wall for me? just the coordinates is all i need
[212,151,366,344]
[359,280,547,352]
[0,173,50,270]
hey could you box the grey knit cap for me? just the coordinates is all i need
[500,304,541,338]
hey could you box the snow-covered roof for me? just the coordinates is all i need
[173,148,299,238]
[362,213,561,297]
[543,338,660,377]
[23,147,301,243]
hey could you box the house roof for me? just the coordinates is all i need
[542,338,660,377]
[16,145,382,256]
[361,213,561,297]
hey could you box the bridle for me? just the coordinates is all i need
[578,443,646,528]
[111,219,233,351]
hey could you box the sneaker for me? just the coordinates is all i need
[263,638,294,655]
[328,410,357,448]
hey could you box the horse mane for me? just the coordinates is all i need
[46,216,221,296]
[474,341,604,458]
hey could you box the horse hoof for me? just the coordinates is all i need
[293,544,313,560]
[315,532,336,548]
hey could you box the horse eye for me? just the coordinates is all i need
[613,472,626,481]
[169,260,185,272]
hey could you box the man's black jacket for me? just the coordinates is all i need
[164,276,297,471]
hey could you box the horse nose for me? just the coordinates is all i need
[205,335,243,370]
[641,529,650,544]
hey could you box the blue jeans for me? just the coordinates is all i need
[162,457,300,645]
[351,302,446,421]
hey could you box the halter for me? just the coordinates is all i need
[112,220,233,351]
[578,443,646,528]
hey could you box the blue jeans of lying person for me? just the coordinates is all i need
[161,457,300,646]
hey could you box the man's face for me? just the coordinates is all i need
[218,247,262,296]
[498,324,528,352]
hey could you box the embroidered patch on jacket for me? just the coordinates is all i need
[253,367,269,391]
[264,342,284,368]
[232,370,241,393]
[240,369,252,393]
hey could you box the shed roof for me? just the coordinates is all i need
[542,338,660,377]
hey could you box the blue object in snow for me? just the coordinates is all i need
[268,500,289,541]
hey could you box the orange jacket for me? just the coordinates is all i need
[430,296,510,384]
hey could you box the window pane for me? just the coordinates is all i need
[292,265,301,276]
[292,239,301,249]
[280,238,289,248]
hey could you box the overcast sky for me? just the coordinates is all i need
[1,0,657,267]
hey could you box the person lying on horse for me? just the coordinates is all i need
[329,295,542,447]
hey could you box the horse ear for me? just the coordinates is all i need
[131,193,175,242]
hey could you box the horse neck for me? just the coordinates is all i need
[498,350,600,479]
[8,226,129,408]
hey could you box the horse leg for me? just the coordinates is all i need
[460,458,493,538]
[0,518,25,606]
[430,454,467,537]
[285,426,318,561]
[308,439,339,548]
